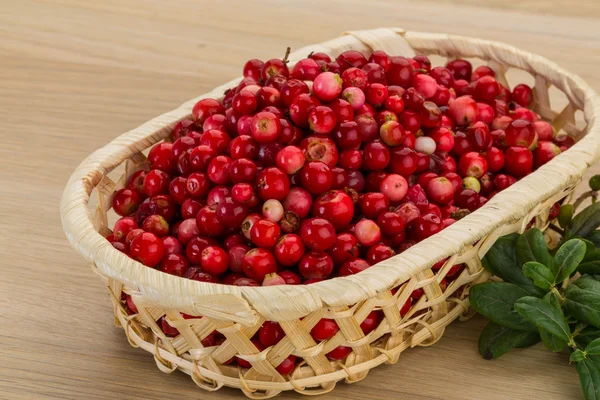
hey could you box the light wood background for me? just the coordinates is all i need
[2,1,600,399]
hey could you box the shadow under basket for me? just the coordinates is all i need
[61,28,600,398]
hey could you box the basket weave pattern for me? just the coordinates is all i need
[61,28,600,398]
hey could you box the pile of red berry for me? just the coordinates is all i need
[109,49,572,291]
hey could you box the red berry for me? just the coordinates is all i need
[160,253,188,276]
[512,84,533,107]
[312,190,355,229]
[251,112,280,143]
[534,140,561,167]
[471,65,495,81]
[339,258,371,276]
[242,248,277,281]
[505,119,538,148]
[200,246,229,275]
[130,232,165,267]
[311,318,339,341]
[380,174,408,202]
[389,147,417,176]
[360,311,382,334]
[366,243,395,264]
[449,96,477,126]
[484,147,505,172]
[276,146,305,174]
[142,214,169,237]
[387,57,414,88]
[243,59,264,81]
[113,217,139,241]
[207,155,232,185]
[300,135,338,167]
[274,234,305,266]
[355,219,381,246]
[189,145,216,171]
[281,79,310,107]
[148,143,177,173]
[328,233,359,265]
[298,251,334,280]
[192,98,224,126]
[300,218,336,251]
[413,214,443,241]
[446,59,472,81]
[259,321,286,347]
[466,121,492,151]
[196,205,226,237]
[256,167,290,200]
[112,188,142,217]
[473,76,500,103]
[425,177,455,205]
[377,211,405,237]
[327,346,352,361]
[229,158,258,184]
[299,161,333,194]
[504,147,533,177]
[360,192,390,219]
[229,135,258,160]
[289,94,320,127]
[458,152,488,178]
[186,172,211,198]
[216,197,248,229]
[251,219,281,248]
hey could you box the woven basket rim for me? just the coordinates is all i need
[60,28,600,322]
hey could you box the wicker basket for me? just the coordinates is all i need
[61,28,600,398]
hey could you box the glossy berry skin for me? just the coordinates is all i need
[413,214,443,241]
[338,258,371,276]
[300,218,336,251]
[458,152,488,179]
[473,75,500,103]
[274,234,305,266]
[313,72,343,102]
[207,156,232,185]
[359,192,390,219]
[366,243,395,264]
[276,355,297,375]
[251,112,280,143]
[242,248,277,281]
[200,246,229,275]
[430,127,455,153]
[196,205,226,238]
[186,172,211,198]
[289,94,320,127]
[308,106,337,134]
[448,96,477,126]
[312,190,355,229]
[298,251,334,279]
[389,147,417,177]
[328,233,359,265]
[129,232,165,267]
[512,84,533,107]
[363,141,390,171]
[425,177,455,205]
[380,174,408,202]
[113,217,139,241]
[355,219,381,247]
[276,145,305,175]
[143,169,170,197]
[256,167,290,200]
[216,197,248,229]
[466,121,492,151]
[505,119,538,148]
[142,214,169,237]
[446,59,472,81]
[504,147,534,177]
[282,187,312,219]
[259,321,286,347]
[311,318,339,341]
[534,141,561,167]
[334,121,362,150]
[192,98,224,126]
[327,346,352,361]
[454,188,480,211]
[484,147,505,172]
[148,143,177,173]
[159,254,188,277]
[229,135,258,160]
[229,158,257,184]
[299,161,333,195]
[251,219,281,248]
[386,57,414,88]
[377,211,406,237]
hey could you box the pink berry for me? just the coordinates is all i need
[448,96,478,125]
[251,112,280,143]
[341,87,366,109]
[313,72,343,101]
[425,177,455,205]
[413,74,438,99]
[355,219,381,247]
[380,174,408,202]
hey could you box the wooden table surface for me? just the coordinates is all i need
[2,1,600,399]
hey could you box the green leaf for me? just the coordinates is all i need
[553,239,586,283]
[576,358,600,400]
[586,338,600,356]
[559,204,574,229]
[572,350,587,362]
[470,282,538,331]
[523,261,555,290]
[590,175,600,191]
[571,201,600,238]
[564,278,600,329]
[539,292,568,351]
[483,234,545,297]
[478,321,540,360]
[516,229,553,267]
[576,327,600,349]
[585,231,600,248]
[514,296,572,342]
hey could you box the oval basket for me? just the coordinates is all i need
[61,28,600,398]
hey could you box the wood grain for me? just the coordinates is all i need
[1,1,598,399]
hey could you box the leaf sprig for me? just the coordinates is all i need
[470,175,600,400]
